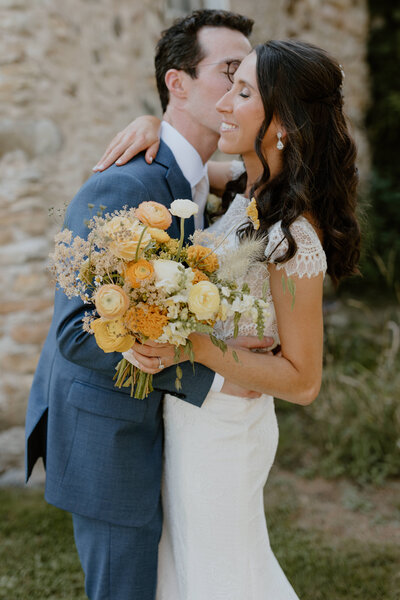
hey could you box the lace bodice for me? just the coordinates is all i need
[207,194,327,345]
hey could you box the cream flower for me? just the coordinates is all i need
[152,259,184,294]
[103,216,151,260]
[169,199,199,219]
[188,280,220,321]
[95,284,129,319]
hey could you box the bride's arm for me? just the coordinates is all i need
[191,266,324,405]
[93,116,161,171]
[208,161,236,196]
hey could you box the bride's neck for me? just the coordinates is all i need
[242,150,282,198]
[243,155,262,198]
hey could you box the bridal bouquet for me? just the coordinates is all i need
[50,199,270,399]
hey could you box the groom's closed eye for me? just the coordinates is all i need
[222,60,241,84]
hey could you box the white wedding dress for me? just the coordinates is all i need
[156,194,327,600]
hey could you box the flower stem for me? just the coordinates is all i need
[135,225,148,262]
[175,218,185,261]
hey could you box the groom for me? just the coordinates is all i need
[26,9,257,600]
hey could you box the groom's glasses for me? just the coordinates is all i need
[195,59,241,84]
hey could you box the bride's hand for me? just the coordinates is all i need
[219,380,261,399]
[123,339,186,375]
[93,115,161,172]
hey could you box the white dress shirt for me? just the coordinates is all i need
[160,121,224,393]
[160,122,209,229]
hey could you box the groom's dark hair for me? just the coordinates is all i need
[155,9,253,112]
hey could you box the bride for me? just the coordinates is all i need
[95,40,360,599]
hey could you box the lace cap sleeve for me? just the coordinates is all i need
[265,217,327,279]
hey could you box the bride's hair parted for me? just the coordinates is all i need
[227,40,361,285]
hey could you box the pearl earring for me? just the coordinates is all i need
[276,132,284,150]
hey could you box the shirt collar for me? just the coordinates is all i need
[160,121,207,188]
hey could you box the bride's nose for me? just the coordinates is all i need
[216,90,233,114]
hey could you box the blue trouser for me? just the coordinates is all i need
[72,502,162,600]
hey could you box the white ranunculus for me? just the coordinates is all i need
[169,199,199,219]
[152,259,183,293]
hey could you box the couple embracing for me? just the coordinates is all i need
[26,9,360,600]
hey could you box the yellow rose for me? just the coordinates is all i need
[94,284,129,319]
[188,281,220,321]
[91,317,134,353]
[147,227,171,244]
[125,259,154,288]
[103,216,151,260]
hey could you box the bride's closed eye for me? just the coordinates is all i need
[239,87,250,98]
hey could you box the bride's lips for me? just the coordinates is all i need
[220,121,238,133]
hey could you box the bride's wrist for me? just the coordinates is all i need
[188,333,208,366]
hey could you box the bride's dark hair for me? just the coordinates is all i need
[223,40,360,285]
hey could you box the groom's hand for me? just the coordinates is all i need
[220,336,278,399]
[227,335,276,353]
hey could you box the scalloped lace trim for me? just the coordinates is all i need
[265,217,327,279]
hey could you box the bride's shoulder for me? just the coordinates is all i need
[265,216,327,279]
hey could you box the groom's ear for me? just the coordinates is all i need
[165,69,187,101]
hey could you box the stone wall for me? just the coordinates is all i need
[0,0,370,480]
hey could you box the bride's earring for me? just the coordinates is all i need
[276,132,284,150]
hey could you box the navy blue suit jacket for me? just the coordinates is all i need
[25,141,215,527]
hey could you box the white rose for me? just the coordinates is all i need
[152,259,183,293]
[169,199,199,219]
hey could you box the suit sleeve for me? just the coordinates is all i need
[56,169,215,404]
[56,171,150,377]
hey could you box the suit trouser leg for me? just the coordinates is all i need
[72,502,162,600]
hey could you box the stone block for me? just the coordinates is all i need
[10,321,48,345]
[1,351,39,374]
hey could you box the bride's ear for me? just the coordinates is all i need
[165,69,187,101]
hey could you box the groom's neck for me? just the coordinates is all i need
[163,110,218,164]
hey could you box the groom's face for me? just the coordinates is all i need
[183,26,252,140]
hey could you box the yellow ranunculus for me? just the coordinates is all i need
[188,280,220,321]
[125,259,154,288]
[136,201,172,230]
[147,227,171,244]
[94,284,129,319]
[103,216,151,260]
[91,317,134,353]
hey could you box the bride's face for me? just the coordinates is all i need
[216,52,264,157]
[216,52,279,161]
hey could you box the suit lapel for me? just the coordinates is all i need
[154,141,195,239]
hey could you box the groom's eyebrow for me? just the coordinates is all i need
[218,57,242,65]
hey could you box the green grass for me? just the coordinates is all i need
[275,300,400,484]
[1,488,399,599]
[0,489,85,599]
[267,493,400,600]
